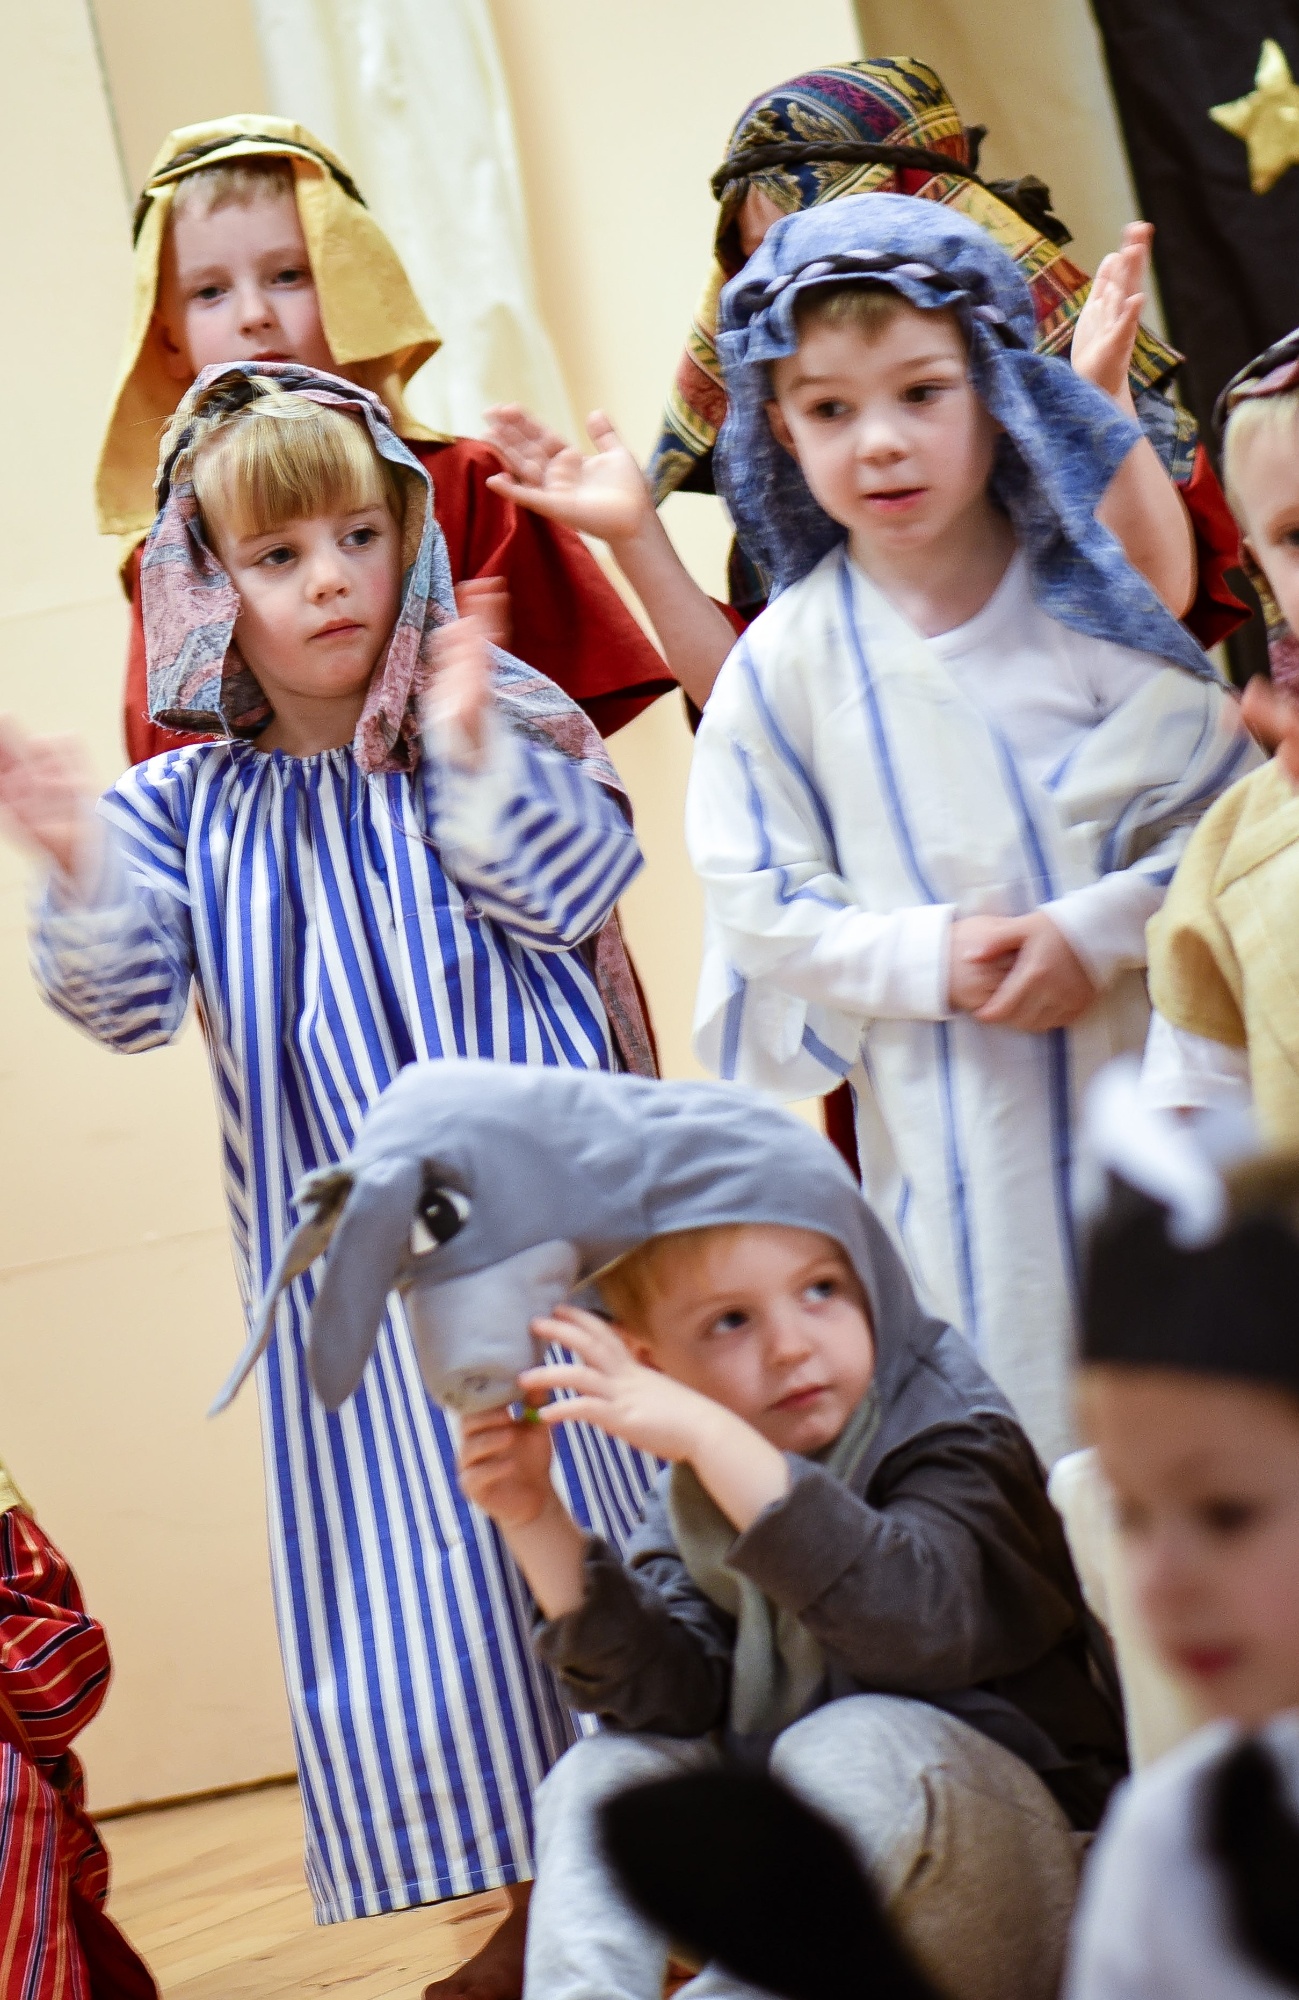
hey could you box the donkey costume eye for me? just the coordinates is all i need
[410,1184,469,1256]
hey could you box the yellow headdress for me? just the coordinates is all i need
[95,114,444,544]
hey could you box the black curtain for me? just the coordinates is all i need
[1089,2,1299,675]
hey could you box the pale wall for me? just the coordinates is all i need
[1,4,292,1810]
[488,0,863,1078]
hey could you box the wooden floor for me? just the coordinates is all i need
[101,1781,509,1999]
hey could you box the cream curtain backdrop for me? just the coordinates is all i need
[250,0,576,437]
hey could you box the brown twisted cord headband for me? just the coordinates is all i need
[133,135,367,242]
[710,137,1072,247]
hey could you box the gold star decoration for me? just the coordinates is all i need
[1211,39,1299,195]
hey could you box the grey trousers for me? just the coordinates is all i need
[524,1695,1083,2000]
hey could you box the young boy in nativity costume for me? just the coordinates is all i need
[289,1060,1128,2000]
[1,365,657,1993]
[685,194,1256,1466]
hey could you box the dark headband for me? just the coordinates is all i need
[1214,325,1299,435]
[133,135,366,243]
[1082,1178,1299,1392]
[710,136,1071,247]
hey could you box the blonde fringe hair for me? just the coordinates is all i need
[596,1224,756,1334]
[164,377,407,548]
[1222,386,1299,527]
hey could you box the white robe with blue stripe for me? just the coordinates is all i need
[32,720,653,1921]
[688,547,1256,1465]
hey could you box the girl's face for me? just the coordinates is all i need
[767,304,1000,571]
[1083,1367,1299,1727]
[155,189,337,382]
[212,502,403,735]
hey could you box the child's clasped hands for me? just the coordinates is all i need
[948,910,1099,1033]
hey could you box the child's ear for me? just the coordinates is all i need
[152,312,194,385]
[765,400,798,459]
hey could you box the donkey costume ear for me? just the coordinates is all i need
[209,1170,354,1415]
[306,1155,424,1409]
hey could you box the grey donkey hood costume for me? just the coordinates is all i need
[213,1058,1016,1432]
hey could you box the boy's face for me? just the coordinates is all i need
[767,305,999,568]
[210,503,403,719]
[622,1226,876,1457]
[1083,1366,1299,1727]
[155,189,337,384]
[1230,414,1299,634]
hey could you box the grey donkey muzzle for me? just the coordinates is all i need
[401,1239,581,1412]
[210,1146,582,1417]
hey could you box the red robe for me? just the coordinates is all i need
[120,436,677,765]
[0,1505,156,2000]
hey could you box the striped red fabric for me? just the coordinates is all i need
[0,1505,154,2000]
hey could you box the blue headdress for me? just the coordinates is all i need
[714,193,1214,680]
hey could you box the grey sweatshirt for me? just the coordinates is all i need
[536,1316,1126,1832]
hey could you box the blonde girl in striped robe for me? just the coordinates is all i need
[0,363,657,1984]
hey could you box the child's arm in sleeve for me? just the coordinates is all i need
[1140,1013,1251,1116]
[0,1504,111,1758]
[457,1402,730,1735]
[1,725,196,1050]
[1041,679,1259,995]
[726,1421,1080,1694]
[687,668,958,1023]
[421,614,643,951]
[534,1529,733,1737]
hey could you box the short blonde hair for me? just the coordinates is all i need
[178,377,406,547]
[169,155,296,222]
[597,1224,754,1334]
[1222,386,1299,526]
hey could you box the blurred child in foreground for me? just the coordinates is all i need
[1065,1083,1299,1999]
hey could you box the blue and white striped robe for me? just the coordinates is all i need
[688,547,1257,1467]
[32,717,653,1921]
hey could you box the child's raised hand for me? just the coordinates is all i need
[0,722,98,884]
[1070,222,1153,409]
[454,575,512,651]
[523,1306,723,1464]
[1243,673,1299,788]
[948,915,1021,1013]
[425,611,494,763]
[456,1400,555,1530]
[483,406,653,546]
[973,911,1099,1032]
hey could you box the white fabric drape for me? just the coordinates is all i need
[250,0,575,438]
